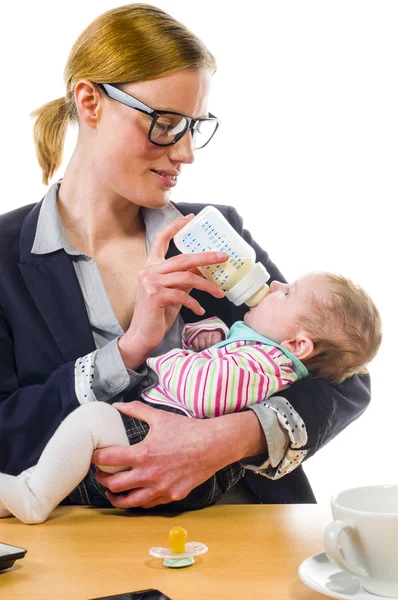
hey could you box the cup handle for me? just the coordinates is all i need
[323,520,368,578]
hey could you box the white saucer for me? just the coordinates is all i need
[298,552,391,600]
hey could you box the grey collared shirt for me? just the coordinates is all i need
[32,181,185,405]
[31,182,305,477]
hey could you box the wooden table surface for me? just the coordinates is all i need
[0,504,332,600]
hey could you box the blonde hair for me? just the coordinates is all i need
[31,4,216,185]
[298,274,382,384]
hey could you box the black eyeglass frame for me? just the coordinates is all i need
[95,83,220,149]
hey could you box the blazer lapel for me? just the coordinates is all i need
[18,202,95,363]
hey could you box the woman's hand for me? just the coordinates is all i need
[92,401,224,508]
[92,401,267,509]
[92,401,268,509]
[118,214,228,369]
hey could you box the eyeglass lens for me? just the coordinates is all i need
[150,114,217,148]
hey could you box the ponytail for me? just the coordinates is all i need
[30,96,70,185]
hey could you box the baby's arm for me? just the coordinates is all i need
[146,343,299,419]
[182,316,230,351]
[0,403,129,524]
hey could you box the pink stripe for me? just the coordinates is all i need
[163,352,189,390]
[214,358,226,417]
[271,358,283,385]
[281,367,296,386]
[244,347,271,399]
[244,368,251,408]
[252,356,265,402]
[229,355,240,367]
[241,354,264,405]
[185,349,212,416]
[156,349,181,372]
[223,359,229,414]
[253,346,285,389]
[201,359,212,418]
[193,360,205,416]
[151,350,181,384]
[151,353,166,373]
[268,347,283,361]
[235,366,246,412]
[186,331,198,346]
[177,354,196,404]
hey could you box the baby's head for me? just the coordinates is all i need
[243,272,382,383]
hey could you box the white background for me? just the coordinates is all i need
[1,1,396,503]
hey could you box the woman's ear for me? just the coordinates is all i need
[280,333,314,361]
[74,79,102,128]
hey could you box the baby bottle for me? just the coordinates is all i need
[174,207,270,306]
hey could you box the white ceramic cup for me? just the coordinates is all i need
[324,485,398,598]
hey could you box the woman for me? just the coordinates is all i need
[0,4,370,510]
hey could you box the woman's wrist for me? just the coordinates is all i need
[117,334,153,371]
[205,410,268,466]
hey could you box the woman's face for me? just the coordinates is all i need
[83,70,212,208]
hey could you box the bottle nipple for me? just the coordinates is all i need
[245,283,270,307]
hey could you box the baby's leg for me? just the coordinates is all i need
[0,403,129,524]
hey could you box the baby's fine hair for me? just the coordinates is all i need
[298,274,382,384]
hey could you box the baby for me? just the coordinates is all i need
[0,272,382,524]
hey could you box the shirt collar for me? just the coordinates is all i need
[31,181,78,255]
[31,180,184,256]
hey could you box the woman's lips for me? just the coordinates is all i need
[151,169,178,187]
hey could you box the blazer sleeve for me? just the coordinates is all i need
[0,304,81,475]
[225,205,371,458]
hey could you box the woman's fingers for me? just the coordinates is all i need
[150,271,225,298]
[154,288,207,315]
[146,214,229,272]
[105,490,144,509]
[105,489,169,509]
[147,214,195,263]
[112,399,159,422]
[104,481,187,509]
[92,445,135,468]
[154,251,229,274]
[95,465,141,493]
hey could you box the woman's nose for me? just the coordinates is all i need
[168,132,195,165]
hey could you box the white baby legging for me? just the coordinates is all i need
[0,402,130,524]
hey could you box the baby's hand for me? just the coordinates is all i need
[191,329,224,351]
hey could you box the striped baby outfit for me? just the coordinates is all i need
[141,317,308,418]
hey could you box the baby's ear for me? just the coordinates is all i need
[281,334,314,360]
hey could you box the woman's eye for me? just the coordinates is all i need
[153,122,171,134]
[284,289,290,297]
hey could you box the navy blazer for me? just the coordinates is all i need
[0,199,371,503]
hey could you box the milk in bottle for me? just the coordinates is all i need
[174,207,270,307]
